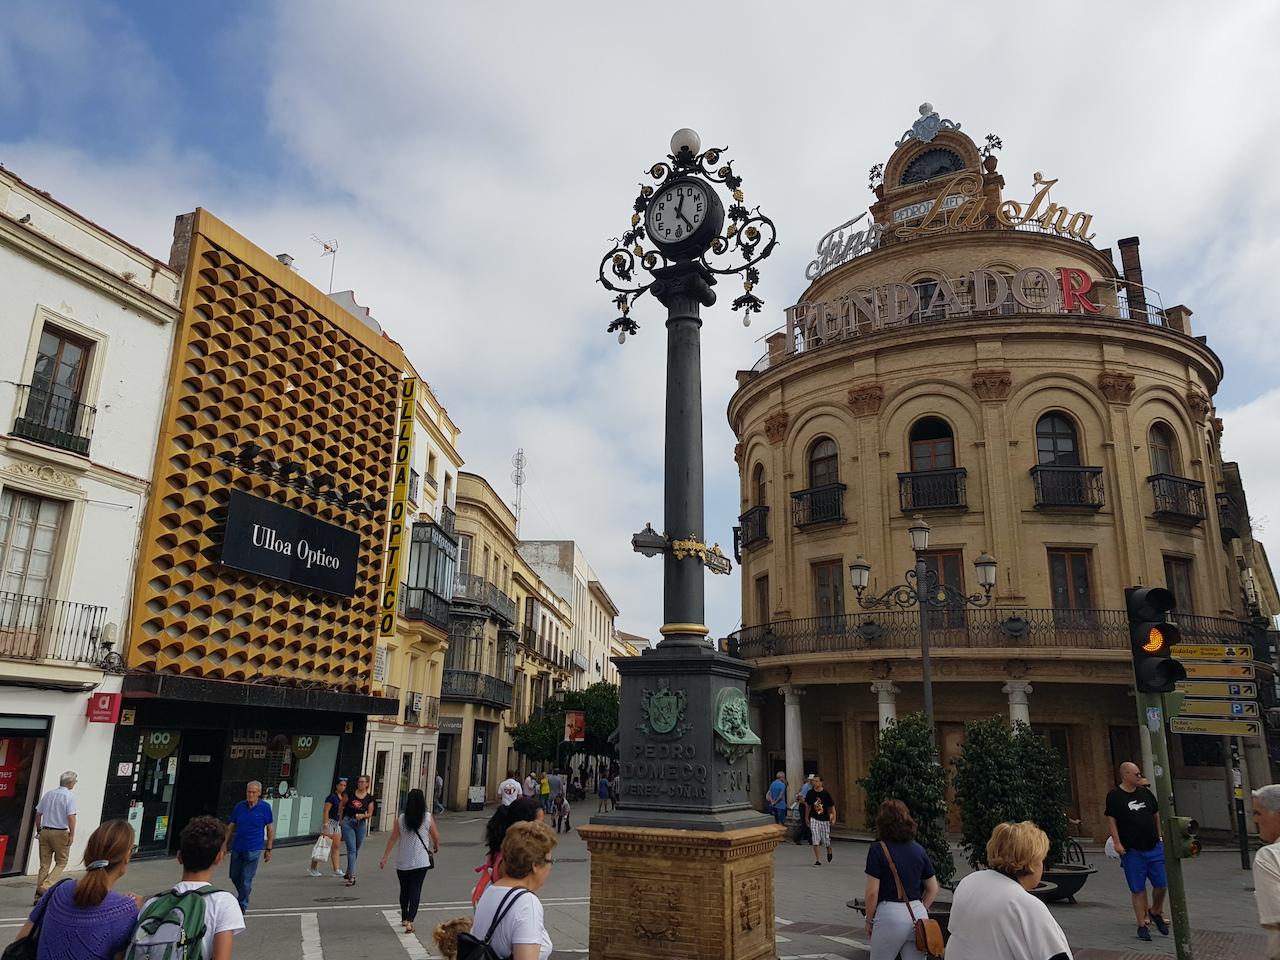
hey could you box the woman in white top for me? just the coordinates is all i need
[379,789,440,934]
[471,820,557,960]
[946,820,1073,960]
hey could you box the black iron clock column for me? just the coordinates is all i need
[652,260,715,647]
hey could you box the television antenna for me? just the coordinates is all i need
[310,235,339,293]
[511,449,528,536]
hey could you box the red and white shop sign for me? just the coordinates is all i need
[86,692,122,723]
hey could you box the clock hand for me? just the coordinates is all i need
[678,209,694,229]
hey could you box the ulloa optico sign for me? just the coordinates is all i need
[221,489,360,597]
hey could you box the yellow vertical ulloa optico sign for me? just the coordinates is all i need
[378,376,417,646]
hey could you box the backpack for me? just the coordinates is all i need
[456,888,528,960]
[126,886,221,960]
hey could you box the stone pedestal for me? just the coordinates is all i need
[579,822,785,960]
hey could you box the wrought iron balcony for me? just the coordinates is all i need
[898,468,967,512]
[728,607,1254,660]
[404,693,440,728]
[441,669,514,709]
[440,505,457,537]
[738,505,770,549]
[0,591,107,664]
[1030,465,1104,509]
[1217,492,1243,542]
[12,384,96,456]
[1149,474,1206,525]
[408,469,421,505]
[792,483,847,527]
[399,584,451,630]
[427,472,440,490]
[452,573,517,624]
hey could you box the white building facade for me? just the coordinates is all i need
[517,541,620,691]
[0,169,179,875]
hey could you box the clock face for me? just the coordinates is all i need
[646,179,710,248]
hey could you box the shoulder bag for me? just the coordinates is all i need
[456,887,529,960]
[414,820,435,870]
[880,841,945,959]
[3,878,71,960]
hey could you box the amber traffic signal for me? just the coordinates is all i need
[1125,587,1187,693]
[1170,816,1201,859]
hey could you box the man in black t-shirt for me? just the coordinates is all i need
[1104,761,1168,943]
[806,775,837,865]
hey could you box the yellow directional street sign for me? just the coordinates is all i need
[1175,680,1257,698]
[1180,699,1259,718]
[1182,661,1255,680]
[1170,717,1262,737]
[1171,644,1252,661]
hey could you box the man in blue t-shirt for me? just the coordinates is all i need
[225,780,274,911]
[766,772,788,825]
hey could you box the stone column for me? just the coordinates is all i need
[780,684,805,799]
[748,693,767,812]
[870,681,898,731]
[1002,680,1033,726]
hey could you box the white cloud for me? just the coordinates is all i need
[3,0,1279,638]
[1221,390,1280,539]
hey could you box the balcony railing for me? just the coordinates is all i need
[440,505,457,537]
[399,584,451,630]
[898,468,967,512]
[426,472,440,490]
[727,608,1255,660]
[0,591,107,664]
[452,573,517,624]
[1030,465,1104,509]
[792,483,847,527]
[12,384,96,456]
[738,505,770,549]
[441,669,514,709]
[408,469,421,505]
[1148,474,1206,525]
[404,693,440,728]
[1217,492,1243,541]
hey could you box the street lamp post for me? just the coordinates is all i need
[848,515,997,745]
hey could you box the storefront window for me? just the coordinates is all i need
[222,731,339,841]
[0,719,50,875]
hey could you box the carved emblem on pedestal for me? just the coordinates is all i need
[1186,390,1211,421]
[713,687,761,763]
[1097,370,1135,404]
[638,678,691,740]
[971,368,1012,401]
[847,384,884,416]
[738,877,763,932]
[632,882,680,942]
[764,411,789,445]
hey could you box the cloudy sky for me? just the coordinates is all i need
[4,1,1279,639]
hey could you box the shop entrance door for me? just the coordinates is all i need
[170,730,226,852]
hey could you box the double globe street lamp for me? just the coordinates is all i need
[848,515,997,746]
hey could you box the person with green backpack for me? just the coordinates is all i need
[126,817,244,960]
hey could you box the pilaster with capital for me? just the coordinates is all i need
[870,680,899,730]
[1002,679,1033,725]
[779,684,805,802]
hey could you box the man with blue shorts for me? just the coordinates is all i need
[1105,761,1168,942]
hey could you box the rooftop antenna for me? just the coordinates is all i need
[511,448,528,537]
[310,234,339,293]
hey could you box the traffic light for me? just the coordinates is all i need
[1125,586,1187,693]
[1169,816,1201,859]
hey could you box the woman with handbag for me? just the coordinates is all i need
[379,789,440,934]
[863,800,941,960]
[6,820,140,960]
[308,776,347,877]
[946,821,1073,960]
[463,820,556,960]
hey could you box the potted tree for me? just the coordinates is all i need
[858,713,955,935]
[953,717,1094,902]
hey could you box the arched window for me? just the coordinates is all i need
[753,463,767,506]
[1149,423,1179,476]
[808,438,839,488]
[910,417,955,471]
[1036,412,1080,466]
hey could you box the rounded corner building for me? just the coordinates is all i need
[726,104,1278,839]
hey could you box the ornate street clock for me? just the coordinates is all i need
[643,176,725,260]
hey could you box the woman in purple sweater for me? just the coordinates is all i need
[11,820,140,960]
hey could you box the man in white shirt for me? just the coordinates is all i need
[1252,784,1280,959]
[33,770,77,902]
[140,816,244,958]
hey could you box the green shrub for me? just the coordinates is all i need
[953,716,1070,868]
[858,712,955,887]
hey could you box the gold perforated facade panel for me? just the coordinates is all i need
[129,210,406,691]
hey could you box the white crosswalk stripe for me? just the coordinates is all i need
[300,912,324,960]
[382,909,434,958]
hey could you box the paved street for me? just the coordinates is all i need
[0,812,1265,958]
